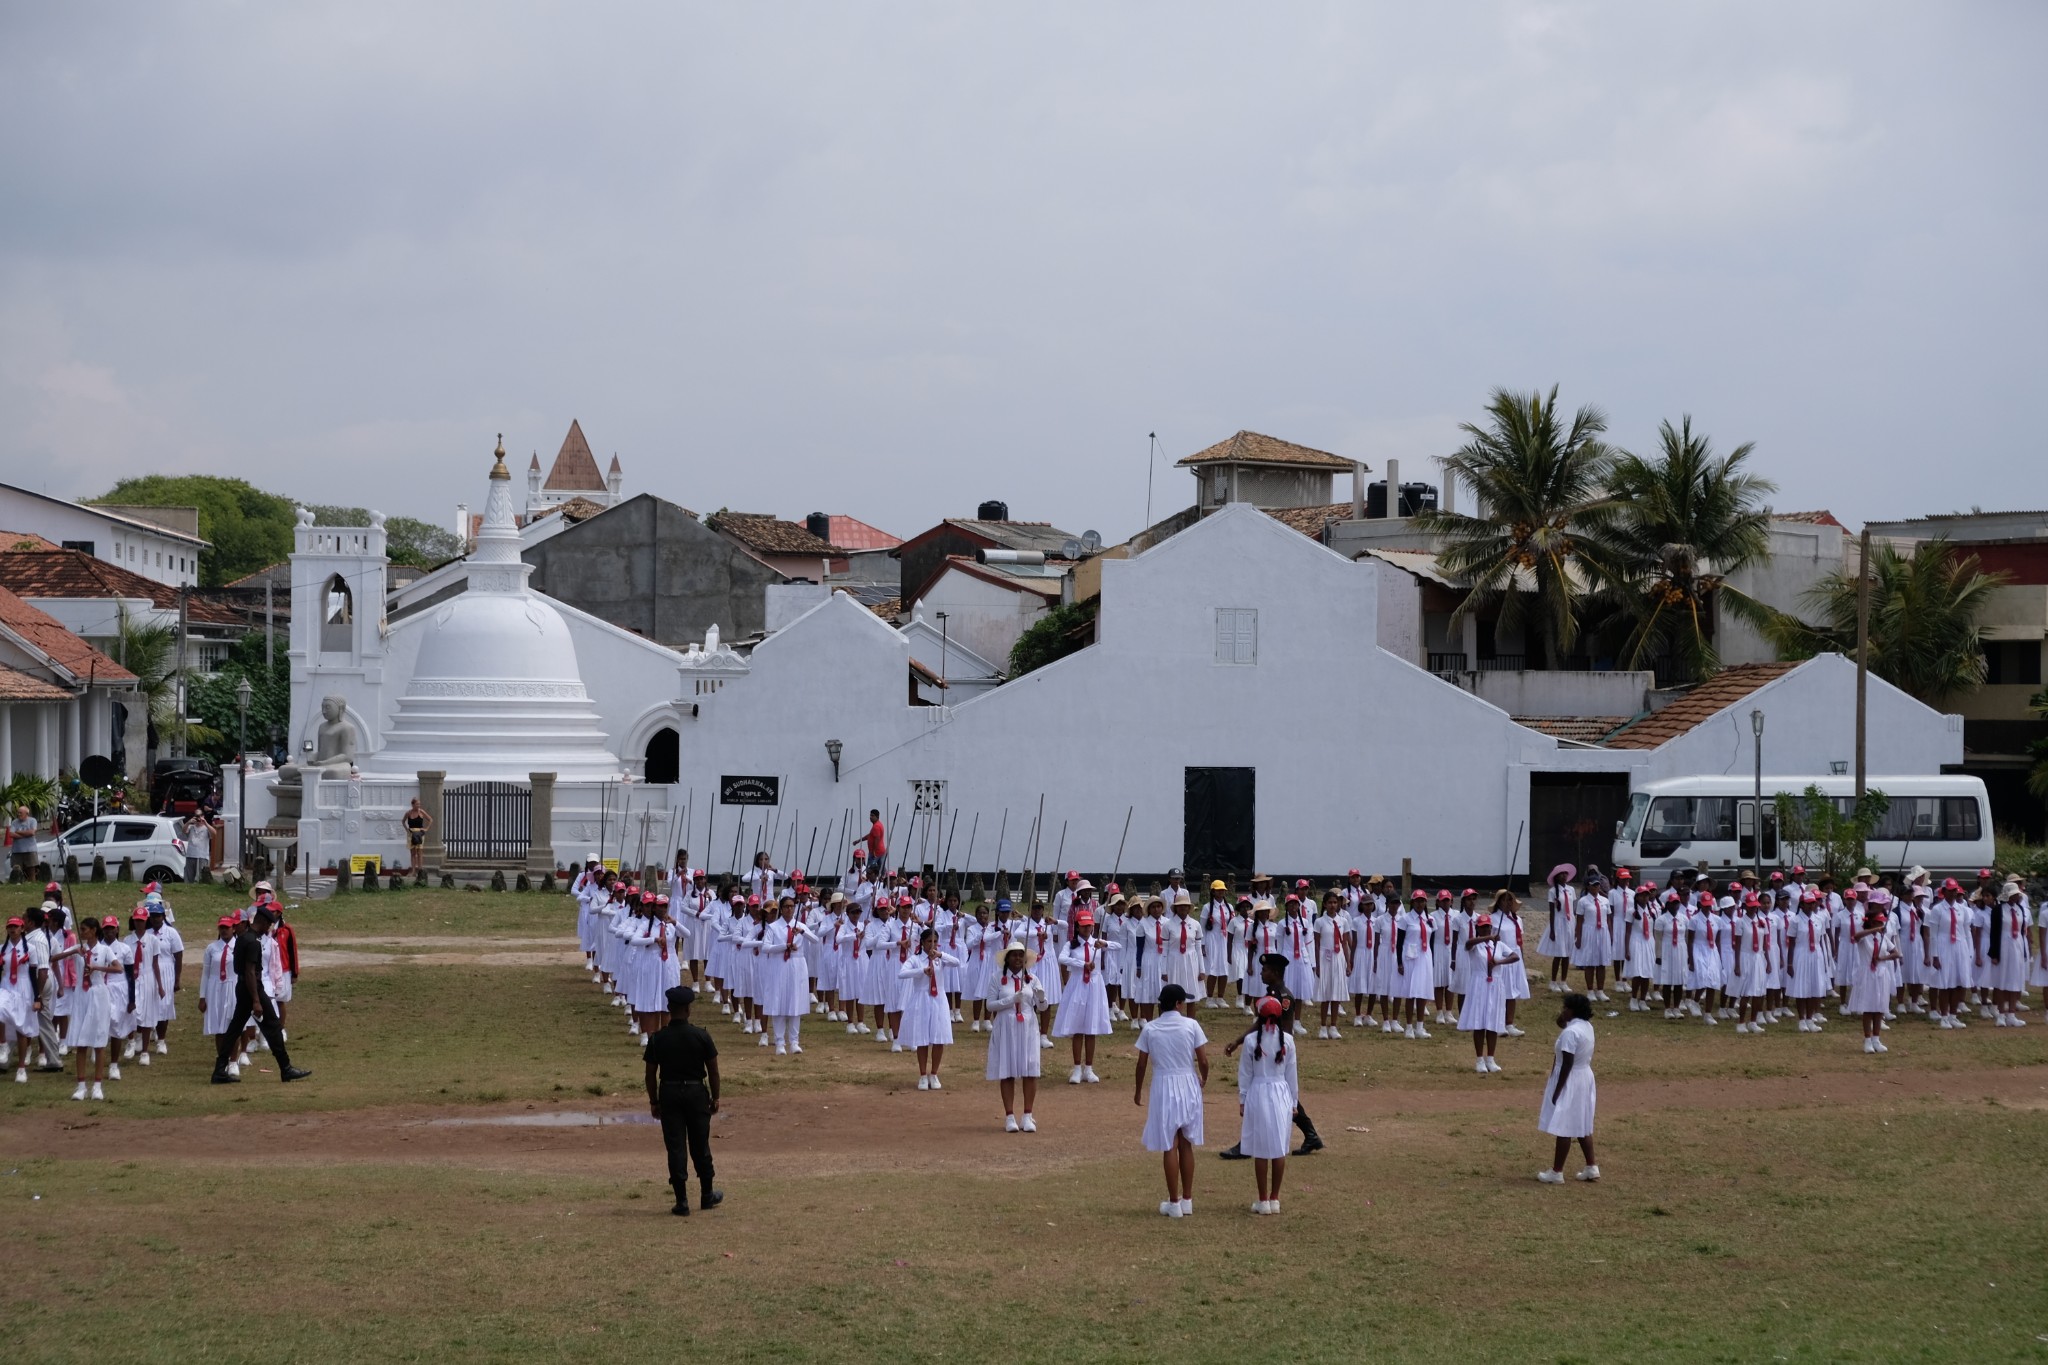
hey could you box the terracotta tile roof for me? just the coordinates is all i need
[530,495,611,525]
[0,664,72,701]
[1176,430,1357,471]
[1513,716,1631,745]
[1261,503,1353,538]
[542,420,609,492]
[1599,663,1801,750]
[0,585,137,685]
[1774,510,1845,528]
[708,513,840,557]
[867,597,903,622]
[908,657,948,688]
[0,530,63,552]
[0,549,242,625]
[825,515,903,551]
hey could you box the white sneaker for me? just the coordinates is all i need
[847,1023,860,1035]
[876,1028,890,1042]
[951,1009,964,1022]
[775,1044,787,1056]
[1703,1015,1717,1026]
[1502,1025,1524,1037]
[2011,1015,2028,1028]
[891,1041,904,1053]
[1292,1023,1307,1036]
[226,1061,240,1077]
[1083,1066,1101,1083]
[1327,1027,1342,1039]
[1735,1022,1750,1035]
[1487,1057,1503,1073]
[1041,1037,1054,1049]
[71,1082,87,1100]
[1069,1066,1084,1085]
[858,1023,872,1034]
[1252,1200,1268,1215]
[1382,1020,1397,1033]
[1575,1166,1600,1181]
[1020,1113,1036,1132]
[1874,1039,1888,1053]
[1404,1024,1417,1039]
[1863,1037,1876,1053]
[107,1062,121,1080]
[791,1043,804,1054]
[1413,1024,1430,1039]
[1160,1201,1177,1216]
[917,1073,930,1090]
[757,1034,770,1047]
[928,1076,942,1090]
[12,1068,23,1083]
[1536,1170,1564,1183]
[1177,1198,1192,1216]
[1004,1114,1020,1132]
[1475,1058,1488,1074]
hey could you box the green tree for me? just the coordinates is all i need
[303,505,462,568]
[1416,386,1621,668]
[187,631,291,764]
[1009,599,1098,678]
[2027,687,2048,805]
[113,609,223,760]
[1593,416,1779,683]
[1775,784,1890,886]
[92,475,296,587]
[1768,538,2008,705]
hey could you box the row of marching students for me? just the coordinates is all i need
[0,880,302,1097]
[1534,862,2043,1049]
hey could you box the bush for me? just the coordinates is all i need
[0,773,59,822]
[1008,598,1099,678]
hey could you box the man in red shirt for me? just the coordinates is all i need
[855,809,886,870]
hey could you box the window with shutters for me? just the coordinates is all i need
[1214,608,1257,665]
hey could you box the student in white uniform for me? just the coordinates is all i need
[1394,891,1436,1038]
[758,896,818,1056]
[1987,883,2032,1027]
[1233,995,1299,1214]
[1457,914,1517,1072]
[1571,875,1613,1001]
[1540,865,1576,992]
[1134,983,1210,1218]
[0,918,35,1080]
[1312,892,1350,1037]
[1201,882,1235,1006]
[896,927,960,1090]
[1849,898,1901,1053]
[52,917,118,1102]
[1536,993,1598,1183]
[199,917,241,1074]
[1052,907,1119,1083]
[1927,880,1977,1028]
[1493,892,1532,1037]
[986,942,1048,1131]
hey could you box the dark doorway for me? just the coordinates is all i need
[1528,772,1631,882]
[644,728,680,785]
[1184,767,1255,877]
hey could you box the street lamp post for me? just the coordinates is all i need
[235,676,253,871]
[935,611,949,691]
[1750,708,1765,882]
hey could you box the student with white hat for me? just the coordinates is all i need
[986,940,1048,1130]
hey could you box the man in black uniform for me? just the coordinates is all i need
[211,907,311,1084]
[643,985,723,1216]
[1218,951,1325,1158]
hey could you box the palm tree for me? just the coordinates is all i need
[115,609,223,762]
[1417,386,1620,668]
[1768,537,2008,705]
[1593,416,1778,683]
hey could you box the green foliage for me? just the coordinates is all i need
[92,475,296,587]
[1591,417,1779,683]
[114,608,224,757]
[1774,784,1890,885]
[186,631,291,763]
[1767,538,2008,705]
[1008,598,1099,678]
[303,505,462,568]
[1416,386,1621,668]
[2027,687,2048,806]
[1,772,60,821]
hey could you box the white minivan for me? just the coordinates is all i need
[1612,774,1994,879]
[53,815,191,883]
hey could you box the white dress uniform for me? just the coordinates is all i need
[1653,900,1690,988]
[1242,916,1280,999]
[1537,1017,1597,1138]
[1930,897,1975,989]
[71,941,120,1050]
[1456,938,1512,1033]
[1313,913,1348,1004]
[200,937,236,1036]
[1163,912,1205,996]
[1845,924,1894,1015]
[1622,901,1658,982]
[1788,907,1833,998]
[985,968,1047,1079]
[894,952,959,1049]
[1496,910,1532,1001]
[1539,883,1575,958]
[1276,912,1316,1001]
[1987,898,2031,994]
[0,937,35,1037]
[1051,935,1118,1037]
[1234,1022,1300,1160]
[1684,906,1725,992]
[1729,913,1772,1000]
[756,917,816,1019]
[1137,1011,1209,1151]
[1022,917,1065,1007]
[1395,906,1435,1001]
[1202,898,1234,977]
[1570,893,1611,968]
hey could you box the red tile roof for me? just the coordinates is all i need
[1176,430,1357,471]
[825,515,902,551]
[0,530,63,552]
[0,665,72,701]
[1599,663,1801,750]
[1261,503,1353,538]
[0,549,242,625]
[1775,510,1845,528]
[0,585,137,685]
[542,420,608,492]
[708,513,840,557]
[1514,716,1631,744]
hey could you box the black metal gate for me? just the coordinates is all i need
[1184,767,1255,877]
[444,781,531,863]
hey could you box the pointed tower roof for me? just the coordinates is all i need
[529,452,541,471]
[543,420,607,491]
[606,454,621,476]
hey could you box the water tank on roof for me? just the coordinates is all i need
[1366,481,1438,519]
[806,512,831,542]
[977,499,1009,521]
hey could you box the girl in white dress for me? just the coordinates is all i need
[1570,878,1612,1001]
[896,928,960,1090]
[957,902,995,1032]
[1202,884,1235,1006]
[0,918,34,1079]
[758,897,818,1055]
[1685,899,1725,1025]
[1849,900,1901,1052]
[1241,903,1280,1015]
[1312,894,1349,1037]
[1987,885,2032,1027]
[1729,896,1774,1034]
[859,901,899,1042]
[1536,993,1598,1183]
[1429,891,1457,1023]
[1053,907,1118,1083]
[1233,995,1298,1214]
[1162,896,1205,1003]
[1621,884,1658,1011]
[1457,915,1518,1072]
[1927,884,1976,1028]
[1540,866,1576,992]
[1276,897,1316,1022]
[1022,903,1065,1043]
[1134,984,1210,1218]
[199,917,240,1073]
[986,942,1047,1131]
[53,917,119,1101]
[1394,891,1435,1038]
[1493,892,1532,1037]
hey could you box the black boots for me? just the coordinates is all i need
[701,1187,724,1210]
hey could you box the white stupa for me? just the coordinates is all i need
[365,438,625,781]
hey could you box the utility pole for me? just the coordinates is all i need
[265,572,274,671]
[1854,528,1870,802]
[174,584,190,757]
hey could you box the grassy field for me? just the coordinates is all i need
[5,884,2047,1362]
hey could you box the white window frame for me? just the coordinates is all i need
[1214,607,1257,665]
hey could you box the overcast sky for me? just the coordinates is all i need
[3,3,2042,542]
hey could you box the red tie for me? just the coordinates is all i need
[1010,973,1026,1022]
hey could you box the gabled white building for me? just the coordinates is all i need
[0,483,208,588]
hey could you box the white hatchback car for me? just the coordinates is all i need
[53,815,191,883]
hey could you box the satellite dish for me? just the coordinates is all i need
[1080,530,1102,552]
[80,754,120,788]
[1060,538,1083,560]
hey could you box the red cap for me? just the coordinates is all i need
[1284,894,1300,904]
[1256,995,1285,1019]
[1347,868,1361,877]
[1461,887,1477,898]
[44,882,59,893]
[1066,870,1080,880]
[1106,883,1120,895]
[746,894,761,907]
[1295,879,1309,889]
[1801,891,1820,904]
[1616,868,1631,880]
[1744,893,1762,908]
[1641,881,1658,892]
[1410,890,1426,900]
[130,908,149,921]
[909,876,921,887]
[100,916,120,929]
[218,916,238,927]
[1979,868,1994,879]
[1074,908,1094,927]
[1435,890,1451,901]
[1941,878,1961,891]
[1791,865,1805,875]
[5,917,21,928]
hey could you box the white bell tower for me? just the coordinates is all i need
[288,504,390,756]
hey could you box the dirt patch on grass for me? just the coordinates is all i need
[299,949,585,968]
[13,1064,2040,1179]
